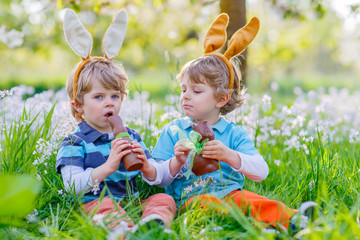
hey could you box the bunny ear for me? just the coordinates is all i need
[102,10,128,59]
[203,13,229,54]
[224,17,260,60]
[63,9,93,59]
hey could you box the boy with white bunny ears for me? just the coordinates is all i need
[56,9,176,231]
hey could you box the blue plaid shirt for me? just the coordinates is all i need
[56,121,152,203]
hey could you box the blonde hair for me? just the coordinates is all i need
[177,55,246,115]
[66,59,128,121]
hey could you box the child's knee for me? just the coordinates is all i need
[95,197,119,213]
[159,193,175,202]
[147,193,176,212]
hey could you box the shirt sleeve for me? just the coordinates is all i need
[231,153,269,182]
[231,126,259,156]
[141,158,178,187]
[60,165,94,194]
[150,122,181,187]
[230,125,268,181]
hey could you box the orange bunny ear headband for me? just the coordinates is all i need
[203,13,260,90]
[63,9,128,103]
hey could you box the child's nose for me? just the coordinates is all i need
[184,94,191,100]
[104,97,114,106]
[182,91,190,99]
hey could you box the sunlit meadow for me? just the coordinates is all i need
[1,85,360,239]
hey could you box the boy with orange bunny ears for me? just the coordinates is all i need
[149,14,318,232]
[56,9,176,233]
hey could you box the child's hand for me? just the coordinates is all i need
[174,141,191,165]
[201,140,241,168]
[106,138,132,172]
[130,141,147,164]
[131,142,157,180]
[168,141,192,177]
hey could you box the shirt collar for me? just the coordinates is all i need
[181,117,229,133]
[78,121,111,142]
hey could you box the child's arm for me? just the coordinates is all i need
[202,140,269,181]
[61,165,94,194]
[142,141,191,188]
[150,120,193,187]
[140,142,190,188]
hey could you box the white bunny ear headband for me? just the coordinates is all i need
[63,9,128,103]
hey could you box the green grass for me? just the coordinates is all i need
[1,88,360,239]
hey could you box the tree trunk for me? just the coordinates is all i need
[220,0,248,86]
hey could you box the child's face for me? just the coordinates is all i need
[73,79,122,133]
[180,74,226,125]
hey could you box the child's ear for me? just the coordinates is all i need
[71,100,84,113]
[216,94,230,108]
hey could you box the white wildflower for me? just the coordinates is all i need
[293,87,302,95]
[270,82,279,91]
[184,185,193,194]
[281,106,292,115]
[309,180,315,191]
[315,104,326,113]
[92,179,100,195]
[213,226,224,232]
[349,129,360,143]
[270,129,280,136]
[0,90,13,98]
[92,213,105,223]
[107,221,131,240]
[0,27,24,48]
[299,130,307,137]
[262,94,271,105]
[302,144,309,155]
[26,209,39,223]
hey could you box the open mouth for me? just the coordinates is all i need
[105,112,113,118]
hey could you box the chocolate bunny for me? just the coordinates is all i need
[190,121,219,176]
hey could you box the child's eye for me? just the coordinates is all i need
[112,95,120,99]
[194,90,202,94]
[181,89,186,93]
[95,95,103,99]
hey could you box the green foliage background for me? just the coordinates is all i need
[1,0,360,103]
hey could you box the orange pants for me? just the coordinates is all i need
[185,190,297,229]
[83,193,176,229]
